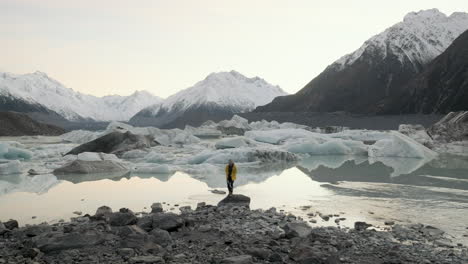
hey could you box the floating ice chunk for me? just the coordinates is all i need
[245,129,317,145]
[121,149,149,159]
[215,137,257,149]
[144,151,175,163]
[249,120,309,131]
[0,143,33,160]
[133,164,171,174]
[398,124,433,146]
[0,160,22,175]
[187,148,297,164]
[329,130,390,142]
[287,139,368,156]
[173,132,201,145]
[61,130,101,144]
[32,144,74,159]
[369,131,437,159]
[218,115,251,130]
[185,125,222,138]
[77,152,120,161]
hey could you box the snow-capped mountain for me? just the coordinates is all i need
[0,71,162,121]
[333,9,468,72]
[257,9,468,114]
[130,70,287,128]
[381,28,468,114]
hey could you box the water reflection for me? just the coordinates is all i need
[298,154,468,191]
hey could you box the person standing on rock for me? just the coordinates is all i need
[225,159,237,195]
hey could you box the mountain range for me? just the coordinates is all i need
[256,9,468,114]
[129,70,287,128]
[0,70,285,129]
[0,71,162,121]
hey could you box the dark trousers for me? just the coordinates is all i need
[227,176,234,193]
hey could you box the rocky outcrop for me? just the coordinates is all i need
[218,194,251,208]
[0,111,65,136]
[428,111,468,142]
[0,198,467,263]
[53,160,129,175]
[65,131,158,157]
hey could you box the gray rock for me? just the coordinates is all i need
[283,222,312,238]
[137,216,153,232]
[117,248,135,258]
[95,205,113,217]
[354,221,372,231]
[149,228,173,247]
[65,131,158,157]
[385,221,395,226]
[4,219,18,230]
[246,247,271,260]
[0,222,7,235]
[27,169,40,175]
[151,203,163,213]
[211,189,227,195]
[23,224,52,237]
[33,230,106,252]
[129,255,165,263]
[178,205,192,213]
[199,224,212,232]
[120,233,163,252]
[218,194,251,208]
[53,160,128,175]
[109,212,138,226]
[151,213,184,232]
[221,255,253,264]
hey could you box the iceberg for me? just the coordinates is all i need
[245,129,316,145]
[287,139,368,156]
[215,137,257,149]
[369,131,437,159]
[0,143,33,160]
[0,160,22,175]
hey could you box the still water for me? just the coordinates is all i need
[1,154,468,244]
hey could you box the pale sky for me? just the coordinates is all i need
[0,0,466,98]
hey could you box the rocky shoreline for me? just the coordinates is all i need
[1,195,467,264]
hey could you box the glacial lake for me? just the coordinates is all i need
[1,136,468,244]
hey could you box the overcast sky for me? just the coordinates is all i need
[0,0,466,98]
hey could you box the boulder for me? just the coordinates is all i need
[283,222,312,238]
[354,221,372,231]
[65,131,158,157]
[151,213,184,232]
[149,228,173,246]
[137,216,153,232]
[109,212,138,226]
[221,255,253,264]
[53,160,129,175]
[33,230,106,252]
[151,202,163,213]
[4,219,19,230]
[95,205,113,217]
[218,194,251,208]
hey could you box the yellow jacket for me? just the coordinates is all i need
[225,164,237,181]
